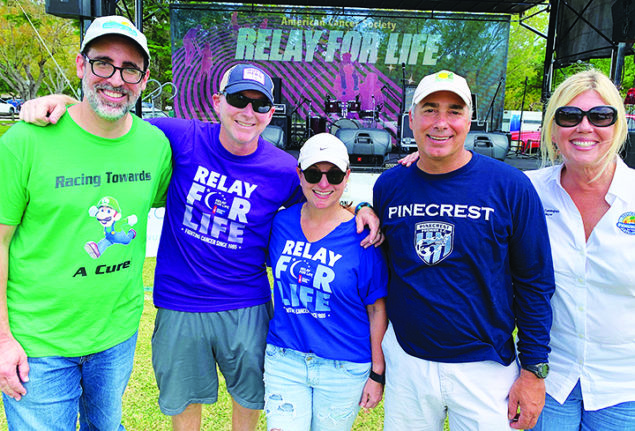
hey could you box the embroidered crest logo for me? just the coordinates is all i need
[616,211,635,235]
[414,221,454,265]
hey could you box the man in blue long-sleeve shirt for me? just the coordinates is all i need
[373,70,555,431]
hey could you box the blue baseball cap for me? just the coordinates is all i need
[219,64,275,104]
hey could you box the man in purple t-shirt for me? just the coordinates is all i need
[21,63,381,431]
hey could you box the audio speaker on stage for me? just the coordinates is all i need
[263,126,285,150]
[336,128,391,166]
[45,0,115,18]
[272,77,282,104]
[269,115,289,149]
[400,113,416,151]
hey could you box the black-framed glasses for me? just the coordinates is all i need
[223,92,273,114]
[83,54,146,84]
[302,167,346,185]
[554,105,617,128]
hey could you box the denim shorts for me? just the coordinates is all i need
[263,344,370,431]
[529,380,635,431]
[3,332,137,431]
[151,303,273,415]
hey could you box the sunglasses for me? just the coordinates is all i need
[302,167,346,185]
[223,92,273,114]
[554,105,617,128]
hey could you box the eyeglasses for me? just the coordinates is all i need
[223,92,273,114]
[554,105,617,128]
[83,55,146,84]
[302,167,346,185]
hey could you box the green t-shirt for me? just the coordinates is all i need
[0,112,172,357]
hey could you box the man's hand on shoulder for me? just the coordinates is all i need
[0,334,29,400]
[507,369,546,429]
[20,94,78,126]
[398,150,420,167]
[355,205,384,248]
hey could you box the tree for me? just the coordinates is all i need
[116,0,174,108]
[0,0,79,100]
[504,6,548,111]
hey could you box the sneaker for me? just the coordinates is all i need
[129,229,137,240]
[84,241,100,259]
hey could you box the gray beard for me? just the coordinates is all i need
[83,78,138,121]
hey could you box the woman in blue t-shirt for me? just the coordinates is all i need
[265,133,388,431]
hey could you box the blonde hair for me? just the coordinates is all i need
[541,69,627,175]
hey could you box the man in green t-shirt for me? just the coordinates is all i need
[0,16,172,430]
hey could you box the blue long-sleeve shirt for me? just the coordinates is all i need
[373,152,555,366]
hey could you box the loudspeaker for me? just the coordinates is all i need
[269,115,289,149]
[272,77,282,104]
[400,113,416,150]
[262,126,285,149]
[471,120,488,131]
[336,128,391,166]
[464,132,510,161]
[46,0,91,18]
[45,0,115,18]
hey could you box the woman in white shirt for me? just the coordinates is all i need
[526,69,635,430]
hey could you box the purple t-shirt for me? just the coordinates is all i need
[150,119,303,312]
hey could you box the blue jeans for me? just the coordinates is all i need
[3,332,137,431]
[263,344,370,431]
[530,380,635,431]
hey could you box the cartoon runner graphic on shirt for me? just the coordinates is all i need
[84,196,137,259]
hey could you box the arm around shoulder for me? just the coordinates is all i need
[20,94,78,126]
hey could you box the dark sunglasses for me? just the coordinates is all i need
[302,167,346,185]
[223,92,273,114]
[554,105,617,128]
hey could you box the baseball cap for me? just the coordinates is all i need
[411,70,472,112]
[81,16,150,62]
[298,133,349,172]
[219,64,275,104]
[97,196,121,212]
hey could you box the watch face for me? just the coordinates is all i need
[528,363,549,378]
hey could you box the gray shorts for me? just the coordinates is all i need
[151,302,273,415]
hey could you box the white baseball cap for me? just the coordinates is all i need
[411,70,472,112]
[81,16,150,61]
[298,133,349,172]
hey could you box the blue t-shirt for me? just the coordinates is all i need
[373,152,555,366]
[267,204,388,363]
[149,119,304,312]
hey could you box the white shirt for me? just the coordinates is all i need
[526,158,635,410]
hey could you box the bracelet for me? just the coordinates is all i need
[355,202,373,215]
[369,370,385,385]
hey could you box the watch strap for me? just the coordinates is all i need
[369,370,385,385]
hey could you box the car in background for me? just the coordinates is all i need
[5,98,23,111]
[140,102,170,119]
[0,99,17,116]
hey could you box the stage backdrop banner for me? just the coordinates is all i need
[170,4,510,130]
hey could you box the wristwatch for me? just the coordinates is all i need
[369,370,385,385]
[522,363,550,379]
